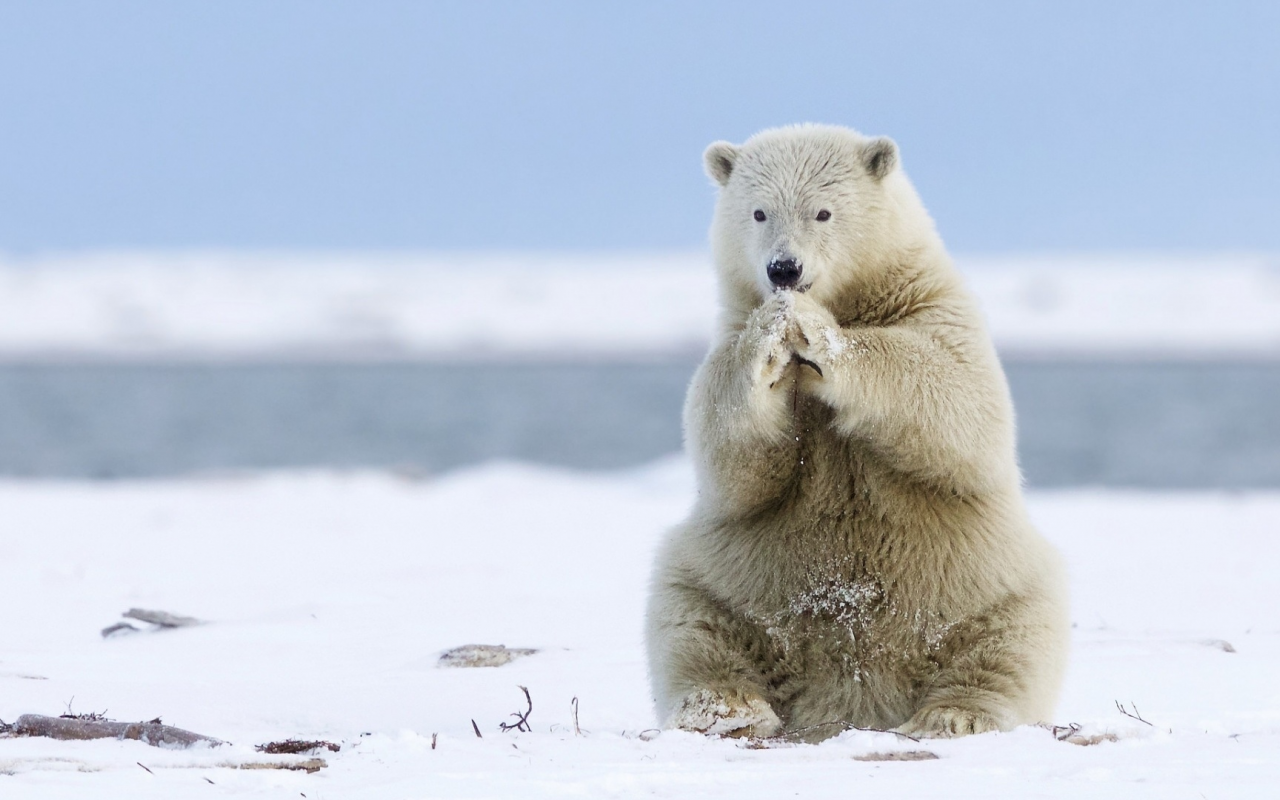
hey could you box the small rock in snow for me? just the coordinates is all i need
[438,644,538,668]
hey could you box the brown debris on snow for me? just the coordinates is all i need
[438,644,537,668]
[852,750,940,761]
[13,713,223,748]
[256,739,341,755]
[234,758,327,773]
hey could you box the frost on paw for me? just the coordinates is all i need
[898,705,1001,738]
[668,689,782,738]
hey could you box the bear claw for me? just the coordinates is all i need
[898,706,1002,738]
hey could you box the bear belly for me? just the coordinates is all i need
[740,566,950,733]
[724,409,973,732]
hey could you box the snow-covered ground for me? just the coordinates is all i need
[1,251,1278,359]
[2,460,1278,797]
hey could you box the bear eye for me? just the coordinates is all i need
[753,209,766,222]
[816,210,831,222]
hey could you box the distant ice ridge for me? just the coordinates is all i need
[0,251,1277,359]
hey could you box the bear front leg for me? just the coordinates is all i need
[786,292,1016,495]
[646,566,782,738]
[684,292,803,514]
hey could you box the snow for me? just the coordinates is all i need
[0,251,1278,359]
[2,459,1278,797]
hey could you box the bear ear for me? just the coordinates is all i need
[704,141,739,187]
[861,137,898,180]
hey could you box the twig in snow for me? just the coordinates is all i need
[137,762,154,775]
[1115,701,1153,726]
[59,698,108,722]
[500,686,533,733]
[471,719,483,738]
[431,732,437,750]
[572,697,582,736]
[101,622,139,638]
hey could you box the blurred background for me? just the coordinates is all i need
[0,0,1277,486]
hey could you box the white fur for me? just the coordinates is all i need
[646,124,1068,740]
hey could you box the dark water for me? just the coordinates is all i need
[0,361,1277,488]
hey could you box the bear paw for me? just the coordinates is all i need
[669,688,783,738]
[897,705,1002,738]
[742,292,801,390]
[789,292,846,370]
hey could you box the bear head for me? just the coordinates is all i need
[704,124,935,316]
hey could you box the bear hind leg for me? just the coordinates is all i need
[647,581,783,738]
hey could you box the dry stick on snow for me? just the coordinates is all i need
[571,697,582,736]
[13,714,223,748]
[101,622,140,638]
[431,733,438,750]
[1115,701,1154,726]
[61,697,106,721]
[499,686,533,733]
[471,719,483,739]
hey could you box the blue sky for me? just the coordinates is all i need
[0,1,1277,253]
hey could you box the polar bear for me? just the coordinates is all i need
[645,124,1068,740]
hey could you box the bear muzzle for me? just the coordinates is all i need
[767,258,804,290]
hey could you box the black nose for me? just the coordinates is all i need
[767,258,803,289]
